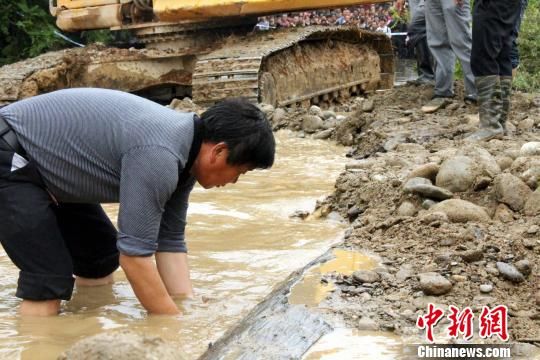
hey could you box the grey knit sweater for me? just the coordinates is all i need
[0,88,197,256]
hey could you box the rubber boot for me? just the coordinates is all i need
[499,76,513,134]
[465,75,504,141]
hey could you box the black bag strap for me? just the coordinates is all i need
[178,114,204,184]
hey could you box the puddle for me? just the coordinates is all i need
[0,130,350,359]
[288,249,377,307]
[303,328,404,360]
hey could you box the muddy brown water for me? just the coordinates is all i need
[0,131,354,359]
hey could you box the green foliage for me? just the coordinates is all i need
[513,0,540,92]
[0,0,65,65]
[0,0,118,66]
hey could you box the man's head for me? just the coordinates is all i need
[192,98,275,189]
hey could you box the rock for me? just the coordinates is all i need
[524,190,540,216]
[302,115,324,133]
[447,102,460,111]
[357,317,378,331]
[479,284,493,293]
[496,156,514,171]
[519,166,540,190]
[397,201,417,217]
[460,249,483,263]
[403,177,432,192]
[457,146,501,178]
[436,156,477,192]
[309,105,323,117]
[272,108,287,123]
[336,115,346,121]
[259,103,275,116]
[451,275,467,282]
[313,128,334,140]
[415,184,453,200]
[420,211,449,224]
[383,135,407,152]
[59,330,181,360]
[518,117,535,130]
[520,142,540,156]
[494,173,533,211]
[514,260,531,276]
[496,262,525,283]
[362,99,375,112]
[419,272,453,295]
[473,176,492,191]
[527,225,540,234]
[347,205,364,220]
[429,199,490,223]
[493,203,514,223]
[422,199,437,209]
[536,291,540,307]
[321,110,336,120]
[407,163,440,183]
[352,270,381,284]
[396,265,414,283]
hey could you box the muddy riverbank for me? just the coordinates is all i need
[258,82,540,356]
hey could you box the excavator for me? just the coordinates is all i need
[0,0,394,107]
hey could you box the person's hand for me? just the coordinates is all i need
[455,0,464,7]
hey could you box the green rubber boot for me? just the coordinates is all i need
[466,75,504,141]
[499,76,513,134]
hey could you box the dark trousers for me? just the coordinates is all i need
[510,0,529,69]
[471,0,521,77]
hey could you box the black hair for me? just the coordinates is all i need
[200,98,275,169]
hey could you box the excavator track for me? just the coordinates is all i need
[0,27,393,108]
[192,26,394,107]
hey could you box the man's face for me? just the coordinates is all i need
[192,142,252,189]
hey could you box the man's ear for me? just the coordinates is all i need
[210,142,228,163]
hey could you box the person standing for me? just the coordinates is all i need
[407,0,435,85]
[465,0,521,141]
[421,0,477,113]
[510,0,529,75]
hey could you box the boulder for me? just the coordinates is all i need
[302,115,324,133]
[313,128,334,140]
[520,142,540,157]
[59,330,181,360]
[429,199,490,223]
[397,201,417,217]
[352,270,381,284]
[403,177,432,193]
[493,203,514,223]
[496,262,525,283]
[496,156,514,171]
[272,108,287,123]
[407,163,440,183]
[524,190,540,216]
[457,146,501,178]
[494,173,532,211]
[419,272,452,295]
[436,156,477,192]
[309,105,323,117]
[321,110,336,120]
[362,99,375,112]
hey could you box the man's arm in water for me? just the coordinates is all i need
[120,254,180,314]
[156,252,194,297]
[156,179,196,297]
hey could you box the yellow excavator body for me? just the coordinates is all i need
[0,0,394,106]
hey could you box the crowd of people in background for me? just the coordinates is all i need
[256,3,405,36]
